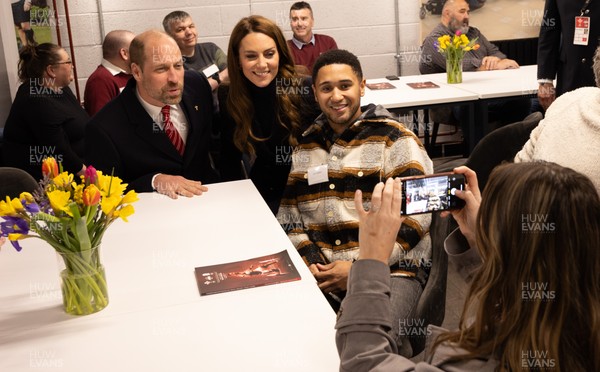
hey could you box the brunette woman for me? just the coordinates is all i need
[219,15,318,214]
[337,163,600,371]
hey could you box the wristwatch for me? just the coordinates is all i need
[211,72,221,85]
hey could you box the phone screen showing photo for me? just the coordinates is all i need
[401,174,465,215]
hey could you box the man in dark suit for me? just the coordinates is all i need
[86,30,219,198]
[537,0,600,110]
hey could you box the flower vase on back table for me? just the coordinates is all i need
[436,30,479,84]
[446,55,463,84]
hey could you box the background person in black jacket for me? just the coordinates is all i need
[537,0,600,110]
[3,43,88,179]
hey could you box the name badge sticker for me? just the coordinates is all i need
[202,64,219,78]
[574,16,590,46]
[307,165,329,185]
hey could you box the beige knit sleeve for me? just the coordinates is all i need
[515,119,545,163]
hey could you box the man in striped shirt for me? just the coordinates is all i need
[277,49,433,357]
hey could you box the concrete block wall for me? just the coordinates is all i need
[0,3,19,127]
[48,0,423,98]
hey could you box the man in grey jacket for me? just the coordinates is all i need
[419,0,517,74]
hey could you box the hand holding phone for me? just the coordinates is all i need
[400,173,466,215]
[440,166,481,248]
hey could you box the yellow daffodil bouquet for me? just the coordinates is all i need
[436,30,480,83]
[0,157,139,315]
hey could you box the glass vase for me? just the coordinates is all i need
[446,56,463,84]
[57,245,109,315]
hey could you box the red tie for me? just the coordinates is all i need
[161,105,185,156]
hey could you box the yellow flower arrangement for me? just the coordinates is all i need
[0,158,139,315]
[436,31,480,83]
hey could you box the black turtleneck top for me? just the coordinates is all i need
[218,77,318,214]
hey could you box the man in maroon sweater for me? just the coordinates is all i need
[84,30,135,116]
[287,1,337,74]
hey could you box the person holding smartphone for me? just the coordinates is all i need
[336,163,600,371]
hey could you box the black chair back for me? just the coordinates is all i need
[466,112,542,191]
[0,167,40,199]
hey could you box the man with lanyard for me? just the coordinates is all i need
[537,0,600,110]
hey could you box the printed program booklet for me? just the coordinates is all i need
[195,250,301,296]
[406,81,440,89]
[366,82,397,90]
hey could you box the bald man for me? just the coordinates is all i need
[84,30,135,116]
[86,30,218,197]
[419,0,518,74]
[418,0,531,141]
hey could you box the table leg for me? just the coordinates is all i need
[473,100,488,149]
[423,110,431,150]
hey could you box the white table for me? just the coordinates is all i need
[361,74,479,109]
[362,65,539,152]
[361,74,479,152]
[424,64,539,99]
[427,65,540,142]
[0,180,340,372]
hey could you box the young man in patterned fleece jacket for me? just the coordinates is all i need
[277,49,433,357]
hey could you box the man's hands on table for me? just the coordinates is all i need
[478,56,519,71]
[153,174,208,199]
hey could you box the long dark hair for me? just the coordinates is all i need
[435,162,600,371]
[18,43,62,82]
[226,15,303,154]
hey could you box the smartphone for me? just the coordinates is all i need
[385,75,400,80]
[401,173,465,215]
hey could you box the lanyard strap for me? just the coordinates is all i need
[581,0,592,16]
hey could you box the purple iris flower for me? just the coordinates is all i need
[23,201,41,214]
[0,217,30,252]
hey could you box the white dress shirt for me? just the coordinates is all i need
[135,89,189,144]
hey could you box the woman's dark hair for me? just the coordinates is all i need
[18,43,62,82]
[226,15,303,154]
[434,161,600,371]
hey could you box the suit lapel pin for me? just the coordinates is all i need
[194,105,199,111]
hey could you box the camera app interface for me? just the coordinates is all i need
[404,175,453,215]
